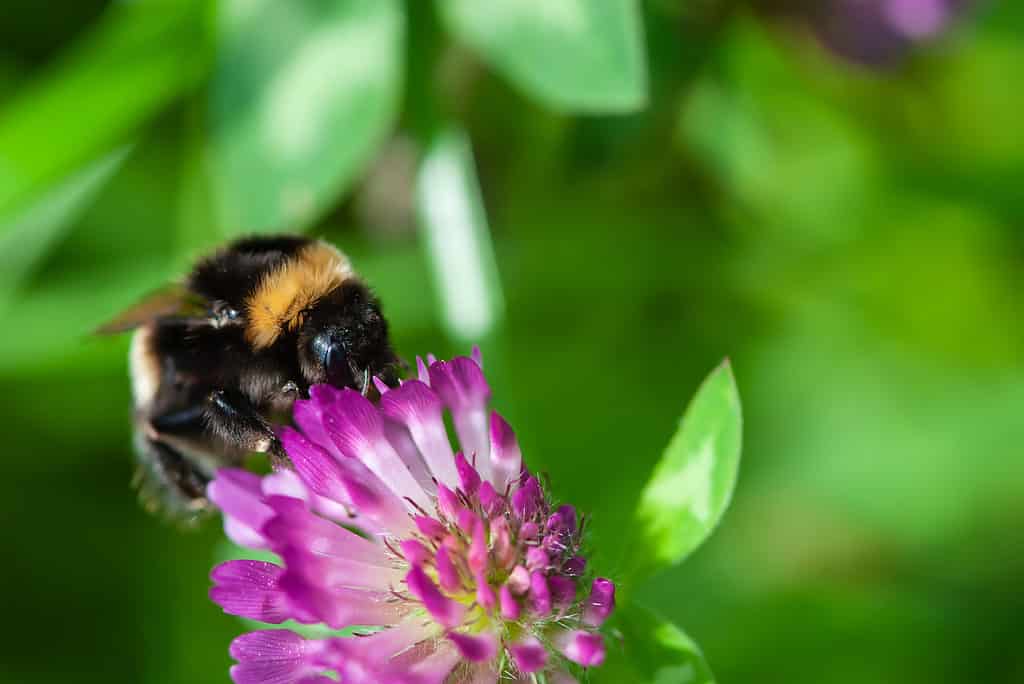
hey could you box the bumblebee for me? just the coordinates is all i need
[101,235,398,522]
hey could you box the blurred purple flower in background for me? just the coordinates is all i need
[798,0,973,66]
[207,353,615,683]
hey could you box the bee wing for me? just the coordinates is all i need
[96,284,206,334]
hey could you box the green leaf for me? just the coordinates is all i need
[596,603,716,684]
[416,127,504,342]
[0,0,211,224]
[439,0,647,113]
[633,360,742,577]
[0,148,128,310]
[210,0,404,233]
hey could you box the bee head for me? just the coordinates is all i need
[297,281,397,392]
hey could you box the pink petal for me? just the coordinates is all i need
[509,636,548,673]
[406,565,465,629]
[488,411,522,491]
[548,575,577,607]
[229,630,327,684]
[280,427,410,535]
[455,452,481,496]
[209,561,292,624]
[262,496,391,566]
[476,571,496,612]
[558,630,605,667]
[322,389,431,511]
[529,571,551,615]
[447,631,498,662]
[582,578,615,627]
[428,358,491,477]
[208,469,273,550]
[468,518,488,575]
[499,584,520,620]
[511,476,542,521]
[435,546,462,593]
[400,539,430,566]
[277,571,402,630]
[380,380,459,488]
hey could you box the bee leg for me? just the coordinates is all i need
[150,404,207,437]
[205,389,288,468]
[132,432,211,524]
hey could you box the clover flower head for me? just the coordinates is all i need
[208,352,616,683]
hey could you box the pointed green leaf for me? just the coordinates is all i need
[416,128,504,342]
[596,603,716,684]
[439,0,647,113]
[0,148,128,310]
[0,0,210,223]
[634,360,742,576]
[210,0,404,233]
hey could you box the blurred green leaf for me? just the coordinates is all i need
[633,360,742,578]
[416,127,504,342]
[210,0,404,233]
[439,0,647,113]
[0,0,211,224]
[0,147,128,309]
[596,603,715,684]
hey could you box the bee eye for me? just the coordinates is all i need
[311,331,348,385]
[211,301,239,326]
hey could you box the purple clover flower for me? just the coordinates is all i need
[207,353,615,683]
[808,0,972,67]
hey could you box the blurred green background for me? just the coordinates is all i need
[1,0,1022,682]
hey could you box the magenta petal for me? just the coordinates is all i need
[277,544,403,593]
[548,505,577,535]
[448,632,498,662]
[429,358,491,475]
[278,569,401,629]
[280,427,410,535]
[262,496,390,566]
[322,389,431,511]
[229,628,319,662]
[507,566,530,595]
[529,571,552,615]
[583,578,616,627]
[563,555,586,576]
[476,571,496,612]
[559,631,606,667]
[208,469,273,549]
[454,452,481,496]
[509,637,548,674]
[490,517,514,569]
[435,547,462,593]
[427,357,491,410]
[210,560,291,624]
[380,380,459,488]
[406,565,465,629]
[488,411,522,490]
[512,476,542,520]
[468,519,488,575]
[526,547,549,572]
[436,484,462,520]
[400,539,430,566]
[415,515,447,539]
[478,481,502,517]
[548,575,577,607]
[499,585,520,620]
